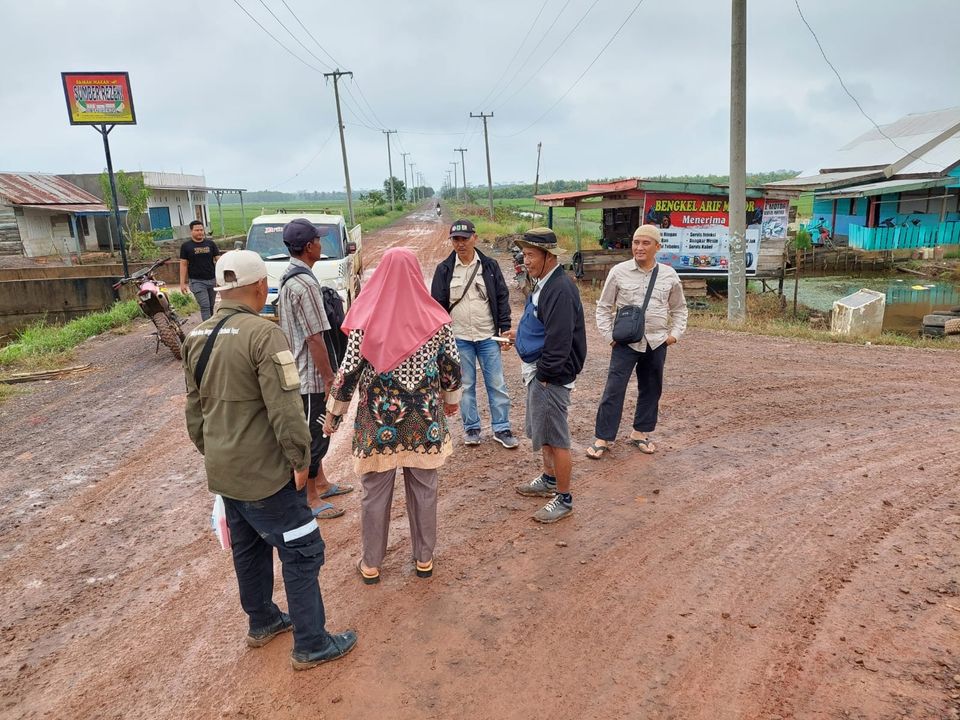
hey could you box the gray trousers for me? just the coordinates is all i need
[189,278,217,321]
[360,466,438,568]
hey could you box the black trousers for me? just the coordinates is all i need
[223,481,332,654]
[594,342,667,441]
[302,393,330,479]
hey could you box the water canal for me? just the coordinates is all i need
[782,275,960,334]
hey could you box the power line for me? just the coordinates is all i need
[487,0,574,109]
[255,0,333,71]
[793,0,939,169]
[268,125,338,189]
[279,0,343,68]
[493,0,601,112]
[230,0,325,73]
[496,0,646,138]
[475,0,550,110]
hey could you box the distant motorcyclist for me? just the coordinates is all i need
[436,201,441,217]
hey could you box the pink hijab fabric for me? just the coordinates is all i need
[341,247,451,373]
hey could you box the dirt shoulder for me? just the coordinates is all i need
[0,209,958,720]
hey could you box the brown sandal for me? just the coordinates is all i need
[357,559,380,585]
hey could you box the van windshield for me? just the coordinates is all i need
[246,223,342,260]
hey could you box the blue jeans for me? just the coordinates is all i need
[455,337,511,433]
[223,481,333,654]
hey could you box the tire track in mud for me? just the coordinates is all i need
[1,209,959,719]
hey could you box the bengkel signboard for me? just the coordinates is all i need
[643,193,765,274]
[61,72,136,125]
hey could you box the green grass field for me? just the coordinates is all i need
[209,200,414,237]
[489,198,603,251]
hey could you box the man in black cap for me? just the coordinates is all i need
[277,218,354,520]
[431,219,518,449]
[504,228,586,524]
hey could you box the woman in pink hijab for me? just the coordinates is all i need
[324,247,462,584]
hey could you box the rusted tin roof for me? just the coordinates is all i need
[0,173,103,206]
[19,202,115,213]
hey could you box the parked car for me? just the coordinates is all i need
[243,212,362,317]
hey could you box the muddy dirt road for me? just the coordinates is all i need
[1,208,958,720]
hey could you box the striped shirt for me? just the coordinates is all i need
[278,258,331,394]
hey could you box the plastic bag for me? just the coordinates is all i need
[210,495,232,550]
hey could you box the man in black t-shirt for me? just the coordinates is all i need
[179,220,221,320]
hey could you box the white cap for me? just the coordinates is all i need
[214,250,268,291]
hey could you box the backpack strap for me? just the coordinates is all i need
[193,311,239,389]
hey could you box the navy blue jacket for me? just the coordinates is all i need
[430,249,511,335]
[533,266,587,385]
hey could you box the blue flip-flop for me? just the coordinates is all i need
[319,483,355,499]
[311,502,345,520]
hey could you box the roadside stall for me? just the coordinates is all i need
[535,179,788,294]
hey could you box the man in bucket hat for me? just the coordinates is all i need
[183,250,357,670]
[504,228,586,523]
[430,219,519,449]
[585,224,687,460]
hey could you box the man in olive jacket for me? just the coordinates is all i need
[183,250,356,671]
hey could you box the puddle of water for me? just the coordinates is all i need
[789,276,960,334]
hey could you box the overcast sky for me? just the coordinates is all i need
[3,0,958,193]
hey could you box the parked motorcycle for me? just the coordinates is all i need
[511,244,534,294]
[112,257,185,360]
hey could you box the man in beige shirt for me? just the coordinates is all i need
[586,224,688,459]
[430,219,518,448]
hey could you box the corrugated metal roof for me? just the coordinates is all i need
[19,202,116,213]
[0,173,103,205]
[764,170,882,191]
[820,107,960,174]
[816,176,955,200]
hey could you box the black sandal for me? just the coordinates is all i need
[585,442,611,460]
[628,436,656,454]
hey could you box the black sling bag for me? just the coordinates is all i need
[612,264,659,345]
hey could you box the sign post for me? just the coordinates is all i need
[62,72,137,277]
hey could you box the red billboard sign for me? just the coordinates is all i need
[61,72,136,125]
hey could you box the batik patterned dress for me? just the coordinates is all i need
[327,325,462,474]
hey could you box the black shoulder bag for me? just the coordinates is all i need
[612,264,659,345]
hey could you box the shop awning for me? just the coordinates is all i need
[816,176,956,200]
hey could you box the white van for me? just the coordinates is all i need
[244,212,363,317]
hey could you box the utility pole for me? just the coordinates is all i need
[454,147,468,192]
[470,112,495,219]
[728,0,747,323]
[450,161,459,200]
[382,129,397,209]
[324,69,355,226]
[419,172,425,201]
[400,151,410,204]
[533,141,543,198]
[409,162,416,203]
[445,170,452,198]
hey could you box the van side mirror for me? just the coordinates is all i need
[346,241,357,254]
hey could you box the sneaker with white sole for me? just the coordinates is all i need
[533,495,573,524]
[493,430,519,449]
[515,473,557,497]
[464,429,482,446]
